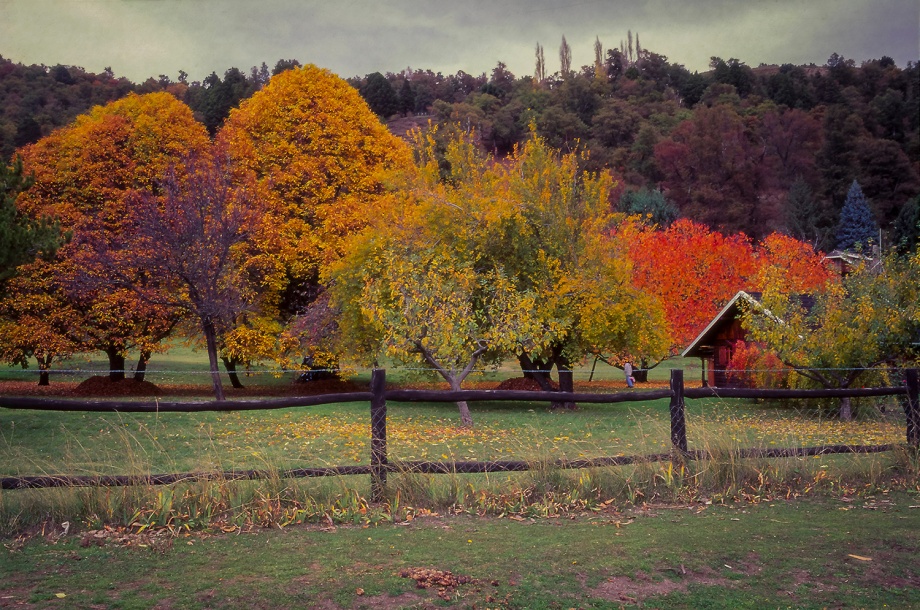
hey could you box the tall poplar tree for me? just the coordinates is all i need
[534,43,546,84]
[559,35,572,77]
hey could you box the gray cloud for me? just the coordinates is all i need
[1,0,917,83]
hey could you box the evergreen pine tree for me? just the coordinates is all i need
[892,194,920,254]
[785,176,824,247]
[0,157,63,295]
[835,179,877,251]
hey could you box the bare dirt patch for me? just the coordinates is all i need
[591,568,734,604]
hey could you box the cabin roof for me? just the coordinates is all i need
[681,290,819,358]
[681,291,761,358]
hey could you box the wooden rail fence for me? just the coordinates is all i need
[1,368,917,502]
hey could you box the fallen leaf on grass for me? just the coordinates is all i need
[847,554,872,561]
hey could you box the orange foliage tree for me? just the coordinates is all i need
[622,218,757,372]
[620,218,832,375]
[216,65,413,370]
[6,92,210,381]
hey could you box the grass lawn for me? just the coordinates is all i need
[0,351,916,608]
[1,491,917,609]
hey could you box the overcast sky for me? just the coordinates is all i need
[2,0,918,84]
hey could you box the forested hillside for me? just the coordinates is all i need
[2,41,918,249]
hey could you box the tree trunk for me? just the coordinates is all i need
[222,357,245,389]
[451,379,474,427]
[106,348,126,382]
[518,353,555,390]
[557,365,577,410]
[134,350,151,382]
[633,358,650,383]
[839,395,853,421]
[37,355,51,386]
[203,317,225,401]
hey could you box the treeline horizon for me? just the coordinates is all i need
[1,39,918,251]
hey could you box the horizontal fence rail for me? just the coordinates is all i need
[1,369,917,498]
[0,393,374,412]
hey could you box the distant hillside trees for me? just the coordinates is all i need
[2,41,918,251]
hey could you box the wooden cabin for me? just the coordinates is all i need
[681,291,761,388]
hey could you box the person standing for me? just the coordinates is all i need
[624,361,635,388]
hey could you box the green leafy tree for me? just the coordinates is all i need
[784,176,828,249]
[360,72,399,118]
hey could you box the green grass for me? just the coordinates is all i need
[0,351,914,543]
[0,396,908,477]
[0,346,701,386]
[1,491,917,609]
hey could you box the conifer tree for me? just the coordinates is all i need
[892,194,920,254]
[785,176,824,247]
[835,180,878,251]
[0,157,61,295]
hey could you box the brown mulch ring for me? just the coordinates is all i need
[72,376,163,397]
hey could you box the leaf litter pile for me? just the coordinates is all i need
[398,567,477,601]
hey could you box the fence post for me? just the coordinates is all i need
[906,368,919,448]
[669,369,688,453]
[558,369,576,410]
[370,368,387,502]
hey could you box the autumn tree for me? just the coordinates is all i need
[742,254,919,420]
[329,130,540,426]
[217,64,413,351]
[489,132,668,391]
[0,260,79,385]
[98,152,266,400]
[622,219,830,374]
[654,104,770,238]
[8,92,210,381]
[331,128,666,419]
[623,219,758,368]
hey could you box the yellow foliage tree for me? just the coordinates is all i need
[218,64,412,285]
[330,127,668,423]
[742,253,920,419]
[216,65,413,372]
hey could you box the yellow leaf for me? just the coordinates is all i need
[847,554,872,561]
